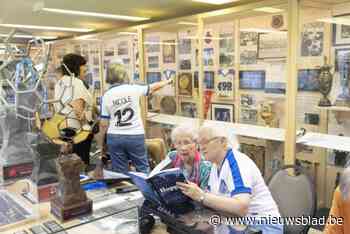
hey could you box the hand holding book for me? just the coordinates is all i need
[176,181,204,203]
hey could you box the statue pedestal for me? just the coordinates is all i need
[50,153,92,221]
[51,197,92,221]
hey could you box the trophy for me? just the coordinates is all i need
[260,101,275,127]
[51,153,92,221]
[335,57,350,107]
[318,56,333,107]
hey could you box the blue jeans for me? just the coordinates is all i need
[107,134,150,174]
[249,223,284,234]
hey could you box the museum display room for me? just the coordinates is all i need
[1,0,350,233]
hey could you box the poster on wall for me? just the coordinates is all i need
[203,48,214,66]
[211,103,234,122]
[297,69,320,91]
[178,72,193,96]
[219,32,234,67]
[148,56,159,69]
[146,36,160,53]
[153,69,176,96]
[333,15,350,46]
[258,32,287,59]
[216,69,234,98]
[335,48,350,73]
[240,32,258,65]
[163,40,176,63]
[301,22,324,56]
[118,41,129,55]
[179,38,192,54]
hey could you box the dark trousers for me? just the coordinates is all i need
[73,133,93,165]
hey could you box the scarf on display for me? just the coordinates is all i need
[172,151,201,185]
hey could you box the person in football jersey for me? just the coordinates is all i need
[177,124,283,234]
[98,61,173,174]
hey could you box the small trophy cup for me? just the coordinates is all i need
[260,102,275,127]
[318,56,333,107]
[335,58,350,107]
[50,153,92,221]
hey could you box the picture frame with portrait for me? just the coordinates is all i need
[333,14,350,46]
[146,72,162,84]
[178,72,193,96]
[211,103,234,122]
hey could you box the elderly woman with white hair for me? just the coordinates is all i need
[155,124,211,189]
[177,124,283,234]
[324,166,350,234]
[98,60,173,174]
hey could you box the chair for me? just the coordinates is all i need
[268,165,316,234]
[145,138,167,169]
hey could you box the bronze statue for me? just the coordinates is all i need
[51,153,92,221]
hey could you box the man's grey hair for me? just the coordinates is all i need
[198,123,240,150]
[340,166,350,200]
[171,124,198,144]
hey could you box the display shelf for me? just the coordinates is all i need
[148,112,350,152]
[147,112,285,141]
[317,106,350,112]
[297,132,350,152]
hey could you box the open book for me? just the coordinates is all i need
[128,157,194,215]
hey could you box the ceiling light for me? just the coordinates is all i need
[35,2,149,22]
[144,41,178,45]
[74,35,101,41]
[317,17,350,26]
[0,23,93,32]
[240,28,286,33]
[117,32,138,35]
[192,0,238,5]
[178,21,198,26]
[253,7,284,13]
[0,33,57,40]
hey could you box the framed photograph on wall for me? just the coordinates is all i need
[239,70,265,90]
[257,32,287,59]
[148,56,159,69]
[181,102,197,118]
[297,69,320,91]
[211,103,234,122]
[178,72,193,96]
[300,22,324,56]
[333,14,350,46]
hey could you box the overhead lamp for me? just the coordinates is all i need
[0,23,93,32]
[253,7,284,13]
[317,17,350,26]
[34,2,149,21]
[178,21,198,26]
[74,35,100,41]
[0,33,57,40]
[192,0,238,5]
